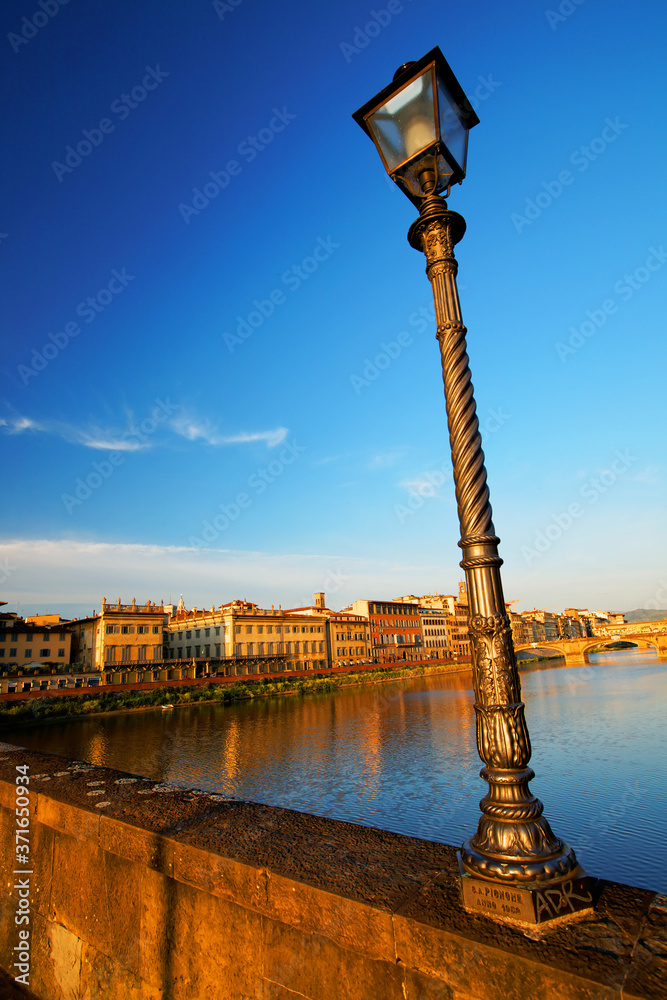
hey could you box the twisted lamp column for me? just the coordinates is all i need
[408,193,579,884]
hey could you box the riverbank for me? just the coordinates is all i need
[0,661,470,728]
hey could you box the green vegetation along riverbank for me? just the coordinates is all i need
[0,663,469,729]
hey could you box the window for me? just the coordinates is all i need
[138,646,146,661]
[257,626,263,635]
[186,631,192,639]
[0,634,4,643]
[121,626,129,634]
[106,625,114,634]
[39,648,50,657]
[60,632,67,641]
[26,632,33,641]
[267,625,272,634]
[204,628,210,637]
[9,648,17,657]
[186,646,191,656]
[122,646,131,661]
[24,648,32,658]
[245,625,252,634]
[42,633,50,641]
[215,643,221,656]
[152,626,160,634]
[195,630,200,638]
[0,650,4,658]
[105,647,115,663]
[215,627,220,636]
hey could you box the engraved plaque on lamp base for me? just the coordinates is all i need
[458,857,597,926]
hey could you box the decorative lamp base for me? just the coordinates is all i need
[458,855,597,925]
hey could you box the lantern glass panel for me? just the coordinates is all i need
[366,68,436,172]
[437,79,469,175]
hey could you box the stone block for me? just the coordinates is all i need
[0,812,55,920]
[623,893,667,1000]
[265,871,395,964]
[172,839,267,913]
[138,867,264,999]
[261,914,405,1000]
[36,795,100,843]
[50,830,141,973]
[80,942,163,1000]
[29,908,82,1000]
[100,816,174,877]
[393,911,622,1000]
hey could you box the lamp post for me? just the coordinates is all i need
[353,48,595,924]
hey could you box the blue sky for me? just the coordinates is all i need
[1,0,666,617]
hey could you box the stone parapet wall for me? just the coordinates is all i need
[0,743,664,999]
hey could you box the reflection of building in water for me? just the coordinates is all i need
[222,717,241,786]
[85,730,109,767]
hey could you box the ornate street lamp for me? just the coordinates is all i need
[353,48,594,924]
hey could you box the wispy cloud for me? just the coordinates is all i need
[368,452,403,470]
[169,414,287,448]
[1,409,288,452]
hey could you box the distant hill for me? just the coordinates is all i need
[622,609,667,623]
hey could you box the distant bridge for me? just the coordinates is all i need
[514,619,667,666]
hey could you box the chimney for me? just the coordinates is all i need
[315,592,325,609]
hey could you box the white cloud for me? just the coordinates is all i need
[0,537,457,612]
[1,409,288,452]
[169,415,288,448]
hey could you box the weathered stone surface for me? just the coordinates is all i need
[624,893,667,1000]
[29,909,82,1000]
[139,867,264,999]
[79,942,163,1000]
[100,816,174,877]
[49,831,140,974]
[0,965,41,999]
[262,915,405,1000]
[264,871,395,964]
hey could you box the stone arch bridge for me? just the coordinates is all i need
[514,619,667,666]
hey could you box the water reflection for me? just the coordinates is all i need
[5,651,665,892]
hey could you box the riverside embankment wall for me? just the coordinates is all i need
[0,743,664,1000]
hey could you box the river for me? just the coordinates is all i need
[4,648,666,893]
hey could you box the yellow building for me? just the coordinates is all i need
[0,614,72,668]
[72,598,167,675]
[286,596,371,668]
[164,599,328,674]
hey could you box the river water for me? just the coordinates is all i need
[5,649,666,893]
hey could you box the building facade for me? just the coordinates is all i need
[72,598,167,673]
[165,600,328,673]
[0,614,72,668]
[346,600,422,663]
[419,607,450,659]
